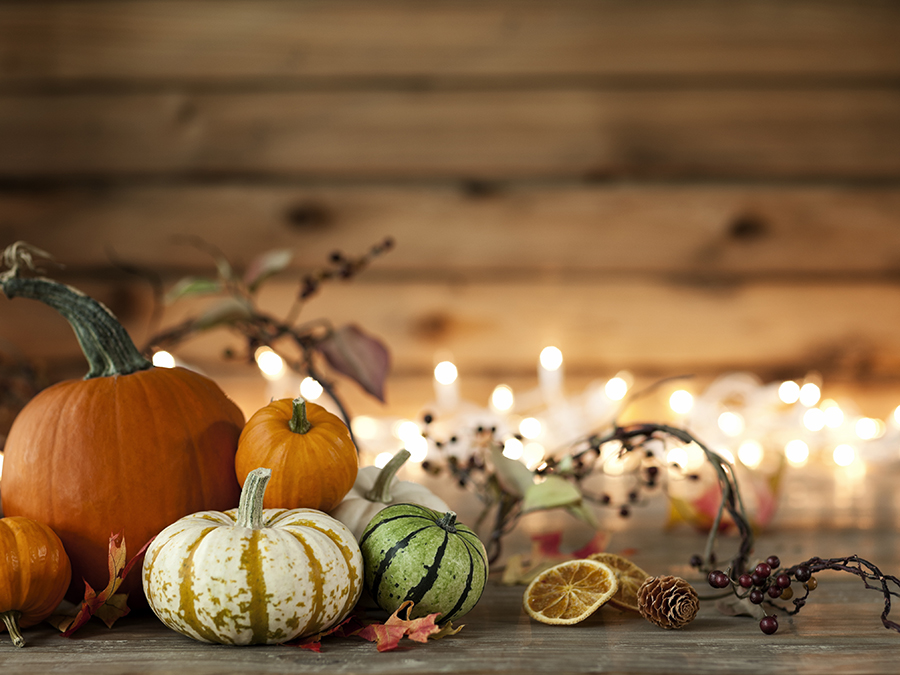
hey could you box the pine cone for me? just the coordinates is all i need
[637,575,699,629]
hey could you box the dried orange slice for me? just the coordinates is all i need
[587,552,650,613]
[523,559,618,625]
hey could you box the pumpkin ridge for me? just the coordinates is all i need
[358,513,434,548]
[369,525,431,601]
[403,529,449,607]
[442,542,478,624]
[176,528,224,644]
[282,528,327,636]
[242,529,270,644]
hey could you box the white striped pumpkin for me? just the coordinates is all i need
[142,468,363,645]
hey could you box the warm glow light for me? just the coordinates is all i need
[669,390,694,414]
[715,447,736,464]
[0,451,4,480]
[352,415,380,440]
[405,435,429,462]
[374,452,394,469]
[491,384,515,411]
[539,346,563,371]
[785,440,810,467]
[299,376,324,400]
[255,347,285,379]
[152,350,176,368]
[667,447,689,469]
[738,440,764,469]
[718,411,745,437]
[502,437,524,460]
[434,361,458,385]
[894,405,900,426]
[523,442,545,469]
[605,377,628,401]
[822,400,844,428]
[855,417,883,440]
[803,407,826,431]
[833,444,855,467]
[778,381,801,404]
[394,420,422,442]
[799,383,821,407]
[519,417,542,439]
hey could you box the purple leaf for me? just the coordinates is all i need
[317,325,390,402]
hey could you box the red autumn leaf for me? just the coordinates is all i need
[52,532,154,636]
[357,624,409,652]
[356,601,442,651]
[317,324,390,402]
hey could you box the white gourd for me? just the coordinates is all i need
[329,450,450,540]
[142,467,363,645]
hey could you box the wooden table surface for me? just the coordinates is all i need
[3,465,900,674]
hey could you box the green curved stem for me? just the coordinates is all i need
[364,449,411,503]
[1,610,25,647]
[0,276,151,380]
[236,468,272,530]
[288,397,312,434]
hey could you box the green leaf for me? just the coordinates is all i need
[192,297,253,330]
[243,249,293,292]
[164,277,222,304]
[565,503,600,530]
[489,446,535,498]
[522,476,583,513]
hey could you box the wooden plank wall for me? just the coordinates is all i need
[2,0,900,422]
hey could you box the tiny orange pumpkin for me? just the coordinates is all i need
[235,397,358,512]
[0,516,72,647]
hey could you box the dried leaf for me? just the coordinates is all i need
[164,277,222,304]
[489,446,535,498]
[317,324,390,402]
[715,594,766,620]
[291,614,365,652]
[53,532,154,636]
[243,249,293,292]
[522,475,582,513]
[356,601,443,651]
[192,296,253,330]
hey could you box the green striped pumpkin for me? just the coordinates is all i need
[359,503,488,624]
[142,468,363,645]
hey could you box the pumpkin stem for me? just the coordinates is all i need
[365,449,411,503]
[0,244,152,380]
[1,610,25,648]
[236,467,272,530]
[436,511,458,533]
[288,397,312,435]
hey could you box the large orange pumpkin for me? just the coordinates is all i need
[0,516,72,647]
[235,397,358,512]
[0,261,244,604]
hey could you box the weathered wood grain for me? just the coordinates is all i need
[5,185,900,274]
[1,0,898,82]
[2,89,899,179]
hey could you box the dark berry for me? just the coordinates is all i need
[423,413,434,425]
[601,494,612,505]
[766,555,781,569]
[738,574,753,588]
[749,589,765,604]
[767,585,782,598]
[708,571,730,589]
[750,572,765,586]
[646,466,659,477]
[759,615,778,635]
[628,491,639,503]
[775,574,791,589]
[755,563,772,578]
[619,506,631,518]
[689,555,703,569]
[795,566,812,582]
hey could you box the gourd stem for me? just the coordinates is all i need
[288,397,312,435]
[364,449,411,503]
[236,468,272,530]
[1,611,25,648]
[0,276,151,380]
[437,511,458,533]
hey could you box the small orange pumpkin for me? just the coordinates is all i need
[0,516,72,647]
[235,397,358,512]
